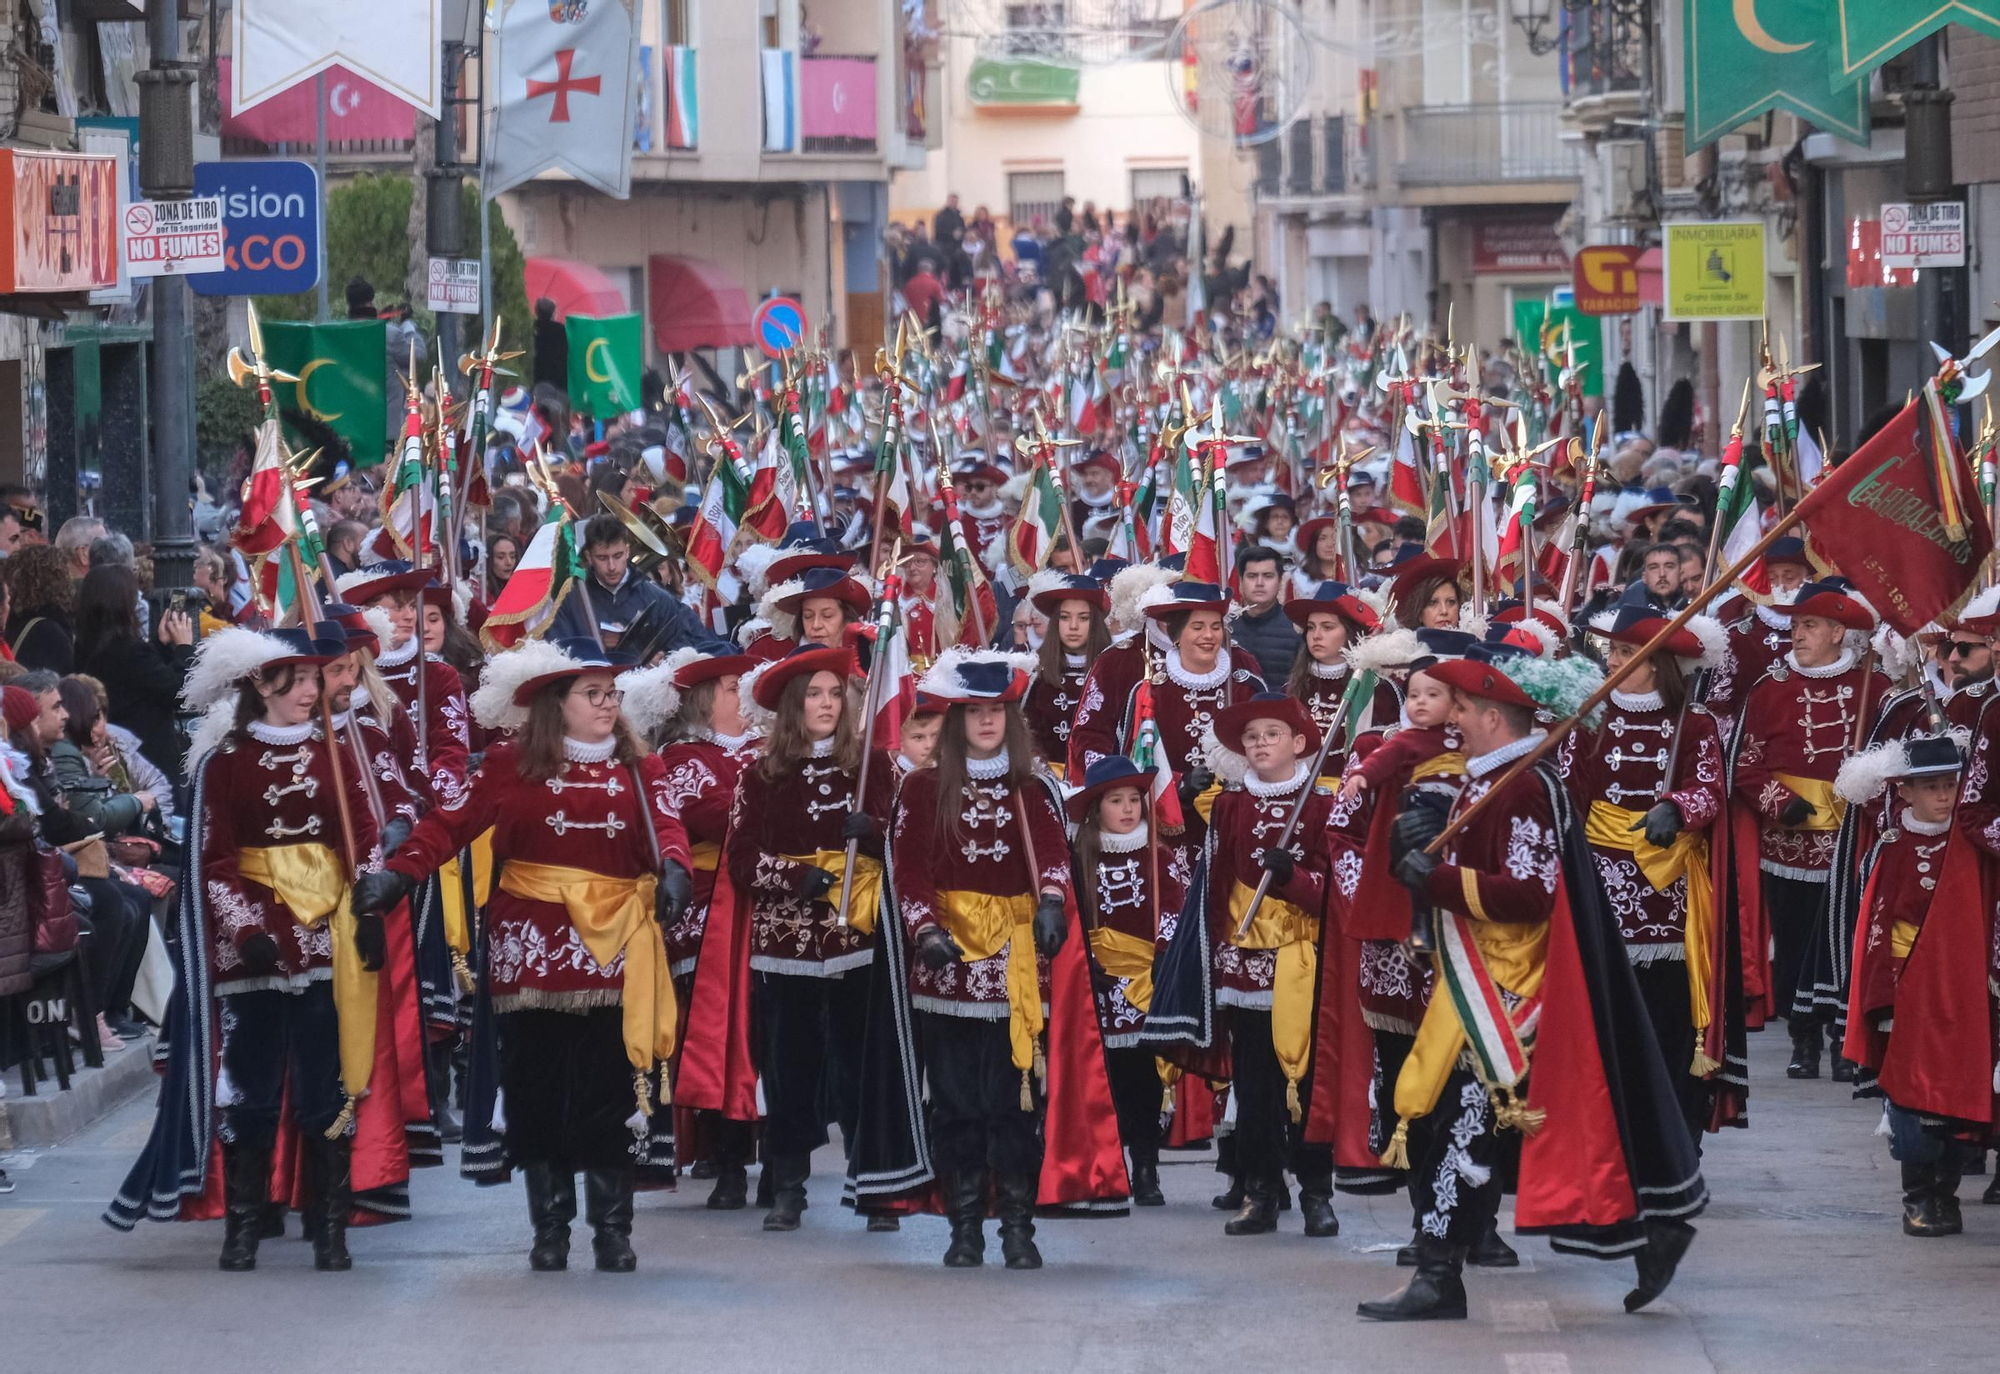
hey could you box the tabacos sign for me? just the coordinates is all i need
[189,158,321,297]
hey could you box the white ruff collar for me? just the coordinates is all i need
[810,735,837,758]
[1099,823,1150,853]
[1787,647,1856,679]
[1245,761,1310,798]
[966,749,1012,779]
[1468,731,1545,779]
[376,635,418,668]
[693,726,758,750]
[1166,647,1230,689]
[961,498,1005,520]
[1900,808,1950,837]
[1310,658,1348,680]
[248,719,313,745]
[564,736,616,763]
[1610,688,1663,711]
[1754,604,1793,631]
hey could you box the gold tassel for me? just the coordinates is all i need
[1033,1038,1047,1084]
[323,1093,357,1141]
[1286,1076,1303,1123]
[1494,1085,1546,1135]
[1379,1117,1411,1169]
[1161,1082,1176,1114]
[1020,1067,1034,1112]
[1690,1046,1720,1077]
[452,949,475,995]
[633,1067,654,1120]
[658,1067,673,1109]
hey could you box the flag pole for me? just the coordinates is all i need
[839,538,902,928]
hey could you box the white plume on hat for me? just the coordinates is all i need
[181,627,298,714]
[1201,725,1248,786]
[1961,585,2000,624]
[615,658,684,740]
[361,605,396,647]
[757,576,807,643]
[736,543,782,599]
[735,616,774,651]
[1682,612,1729,671]
[736,657,780,731]
[1345,625,1421,676]
[1352,583,1391,624]
[1835,739,1910,805]
[1501,616,1561,659]
[1456,608,1490,639]
[186,700,241,767]
[333,568,380,600]
[916,647,1036,700]
[1109,562,1178,632]
[1028,567,1076,600]
[470,638,583,733]
[999,470,1032,505]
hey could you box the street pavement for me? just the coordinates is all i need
[3,1026,1995,1373]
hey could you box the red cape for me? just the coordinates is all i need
[675,847,759,1126]
[1876,827,1998,1125]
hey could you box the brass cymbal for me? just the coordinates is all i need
[596,489,671,565]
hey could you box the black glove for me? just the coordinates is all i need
[380,816,413,857]
[915,924,964,970]
[793,866,836,901]
[351,868,415,917]
[841,811,877,843]
[1259,847,1296,888]
[1176,765,1215,810]
[1394,848,1440,893]
[353,911,385,973]
[1033,892,1067,957]
[1088,958,1119,996]
[238,931,281,977]
[657,861,692,926]
[1390,799,1448,863]
[1637,800,1683,849]
[1778,796,1816,828]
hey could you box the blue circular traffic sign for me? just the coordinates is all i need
[753,295,807,359]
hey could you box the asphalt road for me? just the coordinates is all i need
[3,1027,1995,1373]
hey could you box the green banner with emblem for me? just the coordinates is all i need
[1685,0,1870,150]
[1834,1,2000,86]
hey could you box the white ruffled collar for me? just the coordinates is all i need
[966,749,1011,779]
[810,735,837,758]
[1245,761,1311,798]
[1099,823,1150,854]
[375,635,418,668]
[692,726,758,750]
[1310,658,1348,680]
[1900,807,1950,837]
[1754,604,1793,631]
[1610,688,1664,711]
[1787,647,1856,679]
[1166,647,1230,690]
[961,498,1005,520]
[351,686,372,710]
[1468,730,1546,779]
[247,719,314,745]
[564,735,616,763]
[1064,653,1088,670]
[1077,488,1116,510]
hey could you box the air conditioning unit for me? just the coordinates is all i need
[1601,138,1648,220]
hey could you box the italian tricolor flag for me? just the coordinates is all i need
[482,505,574,650]
[685,450,750,588]
[665,45,699,148]
[234,410,295,556]
[1007,453,1066,577]
[1131,678,1184,833]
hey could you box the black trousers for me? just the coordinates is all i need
[1227,1008,1332,1183]
[499,1006,641,1171]
[78,876,146,1021]
[1372,1027,1440,1221]
[219,983,343,1147]
[1763,874,1826,1026]
[1104,1045,1163,1154]
[1407,1066,1503,1247]
[1632,956,1708,1148]
[755,969,868,1158]
[920,1011,1041,1178]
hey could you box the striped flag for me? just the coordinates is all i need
[1007,452,1066,576]
[381,395,434,562]
[866,593,916,755]
[1492,464,1537,593]
[685,449,750,588]
[234,411,295,556]
[1131,678,1185,833]
[482,505,574,650]
[760,48,798,152]
[665,45,699,148]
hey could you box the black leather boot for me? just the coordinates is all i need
[1357,1237,1468,1321]
[755,1160,774,1208]
[259,1200,287,1240]
[427,1038,463,1144]
[942,1169,987,1268]
[1396,1233,1421,1267]
[762,1152,810,1232]
[219,1143,272,1272]
[706,1163,748,1211]
[1469,1218,1520,1268]
[1933,1154,1965,1236]
[1982,1172,2000,1205]
[996,1171,1042,1269]
[1129,1146,1165,1207]
[1297,1172,1339,1237]
[1625,1217,1697,1311]
[1786,1024,1821,1079]
[585,1168,638,1272]
[865,1211,902,1232]
[524,1163,576,1271]
[311,1135,354,1271]
[1210,1176,1245,1210]
[1223,1174,1281,1236]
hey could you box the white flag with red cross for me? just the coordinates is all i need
[489,0,641,200]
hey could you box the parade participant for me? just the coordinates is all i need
[1230,546,1302,686]
[897,535,947,666]
[1063,561,1179,776]
[1068,755,1189,1207]
[867,649,1123,1268]
[1024,570,1111,768]
[1283,580,1398,759]
[1375,641,1706,1321]
[1069,450,1122,542]
[1727,579,1887,1073]
[618,645,760,1209]
[1704,536,1812,735]
[761,565,874,659]
[105,626,379,1274]
[1293,511,1348,587]
[896,693,946,772]
[1837,734,1969,1235]
[352,638,694,1274]
[1567,603,1733,1140]
[547,513,733,654]
[1386,551,1467,632]
[725,644,891,1231]
[951,456,1013,567]
[1202,693,1338,1238]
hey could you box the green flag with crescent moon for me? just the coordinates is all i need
[566,313,644,418]
[1832,2,2000,87]
[1685,0,1870,150]
[260,319,391,469]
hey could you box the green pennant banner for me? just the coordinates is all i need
[1686,0,1870,150]
[1834,1,2000,86]
[261,319,391,469]
[566,313,644,418]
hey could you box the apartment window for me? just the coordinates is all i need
[664,0,693,46]
[1129,167,1187,212]
[1009,171,1066,233]
[1005,4,1071,58]
[760,0,783,49]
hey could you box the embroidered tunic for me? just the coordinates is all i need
[893,756,1073,1018]
[956,500,1011,569]
[1206,764,1332,1010]
[1295,660,1403,751]
[726,740,893,976]
[656,728,760,976]
[1419,734,1561,946]
[374,636,473,816]
[1731,649,1888,880]
[333,690,424,828]
[386,739,690,1009]
[1082,824,1190,1048]
[201,719,382,995]
[1849,811,1952,1035]
[1704,598,1791,743]
[1560,690,1725,954]
[1024,655,1090,765]
[1066,639,1147,776]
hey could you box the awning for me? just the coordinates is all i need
[648,254,754,352]
[524,257,627,321]
[1636,247,1663,307]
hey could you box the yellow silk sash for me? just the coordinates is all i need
[438,827,495,958]
[1090,926,1156,1013]
[1774,772,1844,831]
[237,844,375,1116]
[780,849,884,934]
[938,889,1041,1077]
[1410,751,1467,783]
[1225,879,1321,1119]
[497,861,675,1075]
[1585,800,1715,1041]
[687,840,722,873]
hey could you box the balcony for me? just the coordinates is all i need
[1395,103,1584,190]
[1254,115,1372,208]
[801,53,879,154]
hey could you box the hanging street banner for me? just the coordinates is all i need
[262,318,392,468]
[489,0,641,200]
[1685,0,1869,150]
[567,313,645,417]
[1663,221,1767,322]
[1834,2,2000,87]
[231,0,442,119]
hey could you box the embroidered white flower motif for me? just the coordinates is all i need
[1334,848,1363,899]
[1756,780,1790,817]
[1504,815,1559,892]
[208,880,266,940]
[663,758,718,811]
[1078,676,1105,725]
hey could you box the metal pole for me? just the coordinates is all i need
[145,1,195,588]
[434,42,463,387]
[316,71,330,323]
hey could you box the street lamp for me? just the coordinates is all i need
[1508,0,1564,56]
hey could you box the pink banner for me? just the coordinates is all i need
[219,57,417,143]
[800,57,876,140]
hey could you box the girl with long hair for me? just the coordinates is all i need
[1282,580,1402,763]
[354,637,693,1274]
[1386,552,1468,632]
[1022,570,1111,769]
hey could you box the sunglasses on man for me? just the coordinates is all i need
[1947,640,1988,658]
